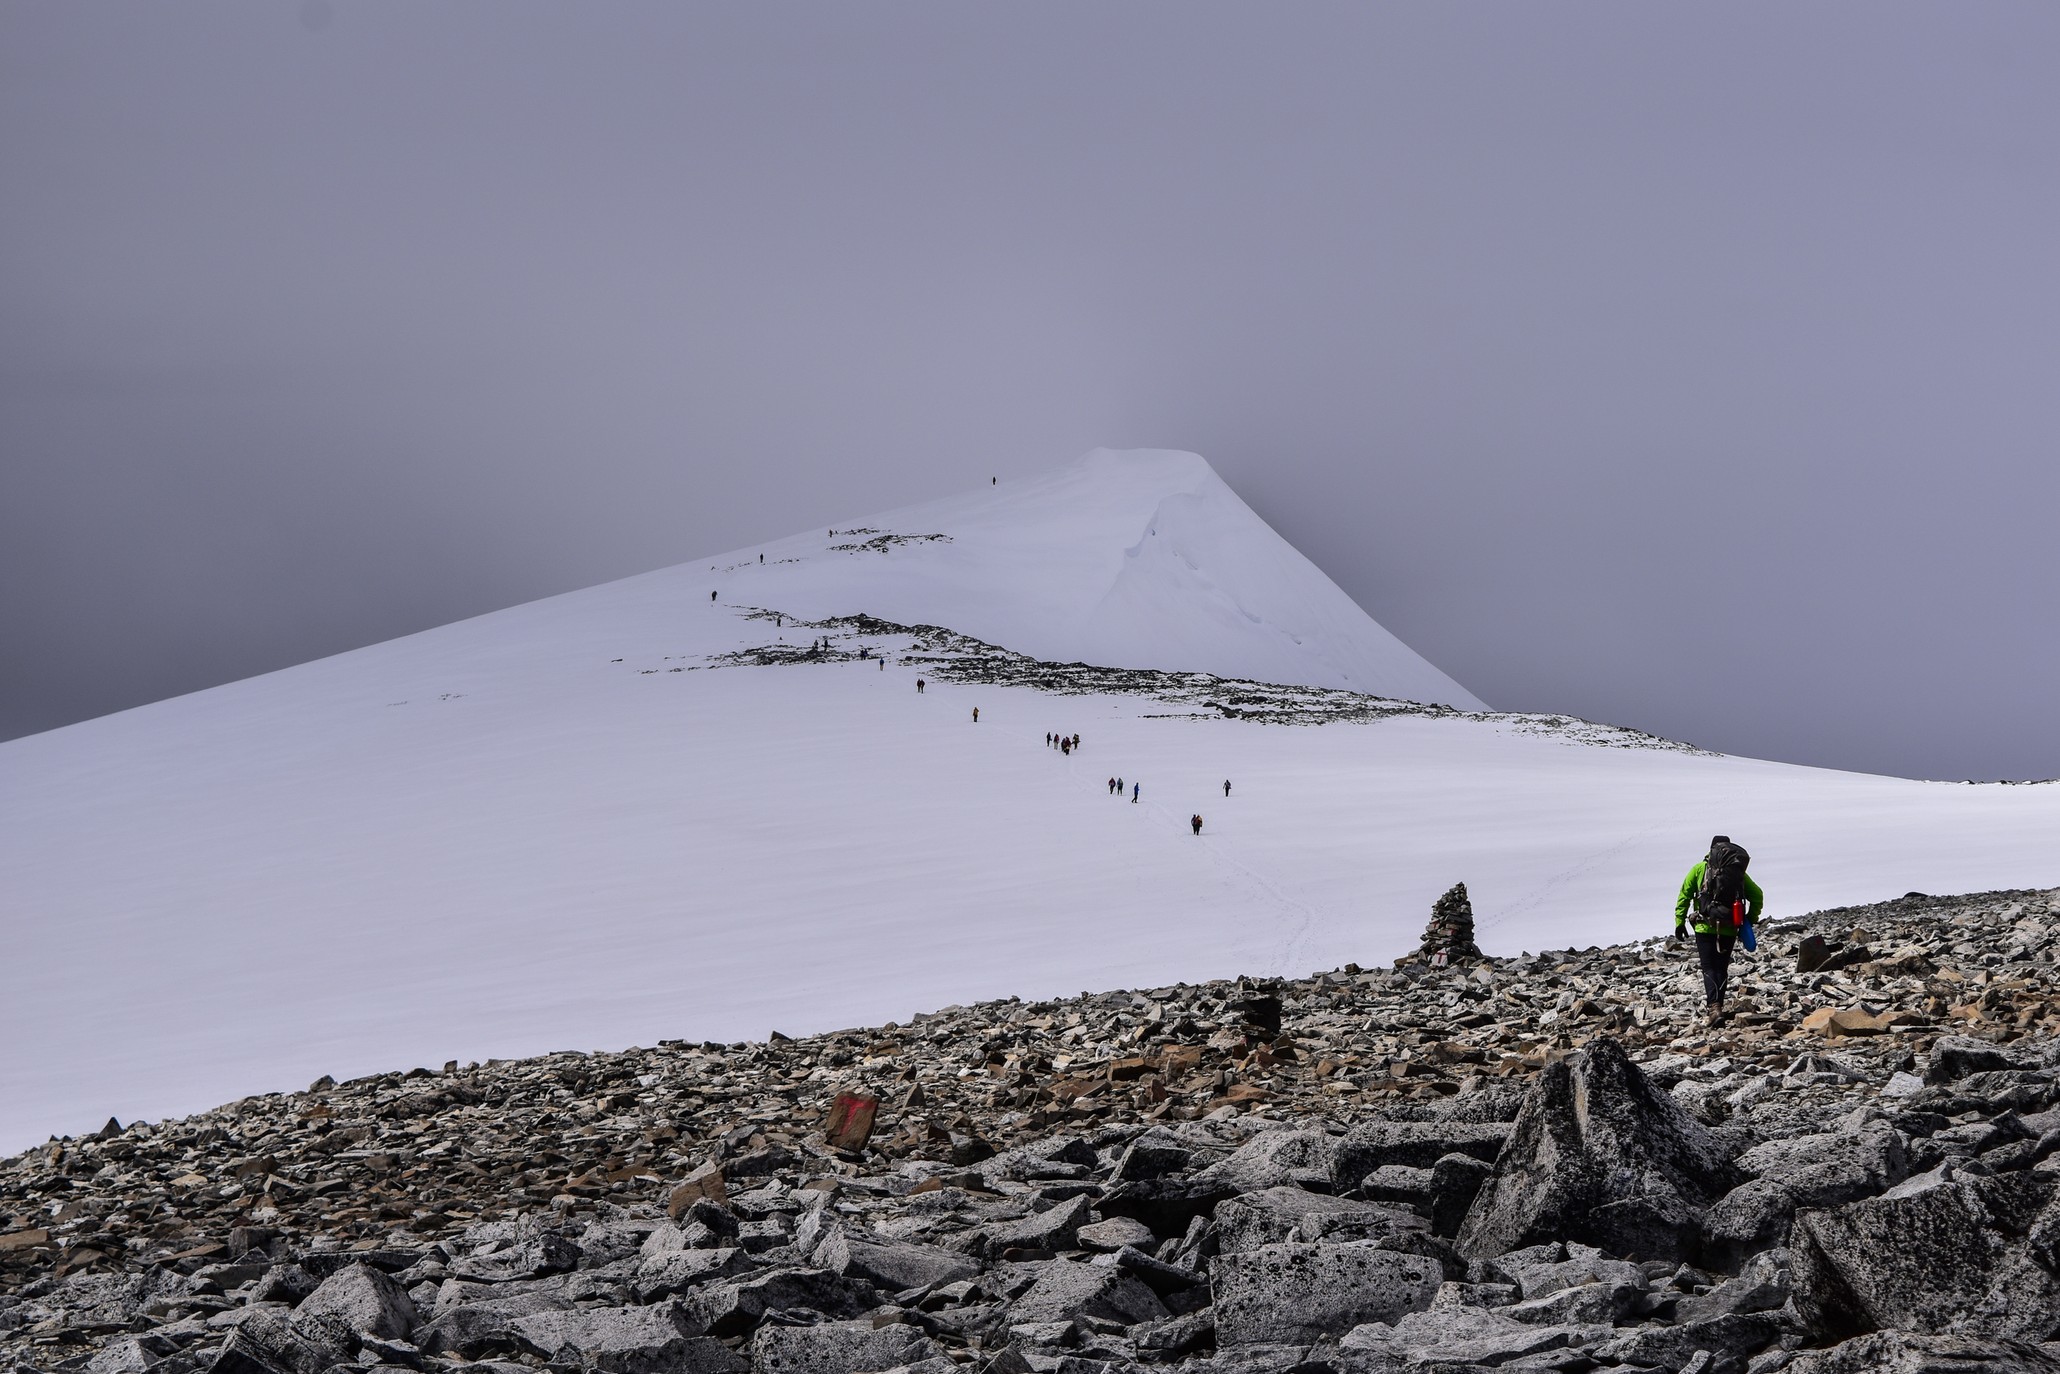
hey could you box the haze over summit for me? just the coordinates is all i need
[3,4,2059,780]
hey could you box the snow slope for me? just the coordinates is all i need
[2,451,2056,1152]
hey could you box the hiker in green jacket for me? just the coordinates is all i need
[1673,835,1764,1025]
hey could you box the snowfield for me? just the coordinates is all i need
[2,450,2055,1152]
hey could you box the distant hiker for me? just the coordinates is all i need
[1070,734,1080,750]
[1061,739,1071,756]
[1108,777,1116,794]
[972,707,979,723]
[992,476,996,485]
[1224,779,1232,797]
[710,590,717,602]
[1045,733,1052,747]
[878,659,884,671]
[759,553,764,563]
[1673,835,1764,1025]
[1191,814,1202,835]
[916,679,925,694]
[1132,782,1139,803]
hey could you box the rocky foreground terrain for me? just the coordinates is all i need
[7,886,2060,1374]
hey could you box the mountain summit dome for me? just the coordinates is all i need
[721,448,1485,709]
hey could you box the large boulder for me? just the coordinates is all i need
[1194,1128,1337,1193]
[812,1229,977,1294]
[415,1290,572,1357]
[1456,1038,1744,1263]
[1211,1242,1441,1345]
[1006,1259,1169,1327]
[678,1268,881,1338]
[1703,1119,1908,1261]
[1340,1306,1601,1366]
[290,1263,418,1342]
[1790,1169,2060,1342]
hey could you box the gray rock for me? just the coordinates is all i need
[1428,1153,1495,1239]
[812,1229,977,1293]
[1092,1179,1239,1240]
[1457,1038,1744,1264]
[1195,1129,1337,1193]
[1782,1330,2060,1373]
[291,1264,418,1342]
[1591,1312,1785,1372]
[415,1291,573,1357]
[1332,1122,1512,1190]
[973,1194,1094,1258]
[511,1304,740,1374]
[1474,1242,1643,1300]
[1112,1136,1194,1183]
[1075,1217,1157,1253]
[1790,1177,2013,1340]
[1212,1242,1441,1345]
[1341,1305,1601,1366]
[1678,1249,1791,1324]
[1213,1186,1429,1255]
[748,1319,938,1374]
[679,1267,881,1338]
[630,1247,755,1303]
[1007,1259,1168,1327]
[1928,1037,2026,1086]
[1707,1119,1910,1257]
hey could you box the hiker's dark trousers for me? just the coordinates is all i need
[1695,930,1737,1006]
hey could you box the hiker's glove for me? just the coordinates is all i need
[1671,922,1684,944]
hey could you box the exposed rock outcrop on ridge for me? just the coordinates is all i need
[4,887,2059,1374]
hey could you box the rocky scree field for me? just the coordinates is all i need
[5,888,2060,1374]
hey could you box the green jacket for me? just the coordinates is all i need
[1674,862,1764,935]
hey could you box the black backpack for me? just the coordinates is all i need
[1698,837,1750,921]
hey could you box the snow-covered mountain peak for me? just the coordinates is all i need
[705,447,1485,709]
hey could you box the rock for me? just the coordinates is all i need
[1790,1176,2022,1340]
[1111,1137,1192,1183]
[1074,1217,1157,1253]
[1212,1186,1430,1255]
[510,1305,740,1374]
[291,1264,418,1342]
[1678,1250,1792,1324]
[1194,1129,1336,1193]
[667,1163,728,1218]
[1474,1242,1644,1301]
[1331,1121,1513,1190]
[416,1291,574,1357]
[1591,1312,1785,1372]
[1428,1153,1495,1238]
[1802,1008,1893,1037]
[749,1319,937,1374]
[630,1247,755,1303]
[1928,1037,2025,1086]
[1457,1037,1744,1264]
[811,1230,977,1292]
[1211,1242,1442,1345]
[1704,1120,1908,1260]
[1006,1260,1168,1326]
[1782,1330,2060,1373]
[1095,1179,1239,1238]
[679,1268,880,1338]
[970,1193,1093,1258]
[1341,1305,1600,1366]
[821,1093,879,1153]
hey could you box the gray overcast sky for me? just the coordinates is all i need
[4,2,2056,781]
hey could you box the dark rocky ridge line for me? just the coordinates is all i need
[657,609,1709,752]
[5,887,2059,1374]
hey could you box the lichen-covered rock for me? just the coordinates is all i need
[1457,1038,1743,1263]
[1005,1259,1167,1327]
[290,1263,418,1342]
[748,1319,936,1374]
[1783,1330,2060,1373]
[1211,1242,1441,1345]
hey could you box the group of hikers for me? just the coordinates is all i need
[1046,731,1079,755]
[1105,776,1138,802]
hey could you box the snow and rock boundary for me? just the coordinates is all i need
[6,887,2060,1371]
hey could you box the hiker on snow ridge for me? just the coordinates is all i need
[1673,834,1764,1025]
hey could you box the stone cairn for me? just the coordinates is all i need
[1420,881,1483,967]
